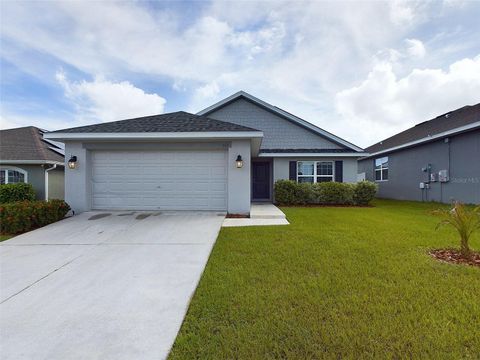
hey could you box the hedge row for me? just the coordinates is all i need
[0,200,71,234]
[0,183,36,203]
[274,180,377,206]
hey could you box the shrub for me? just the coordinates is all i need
[433,202,480,258]
[312,182,354,205]
[0,183,36,203]
[274,180,300,205]
[353,181,378,205]
[0,200,70,234]
[274,180,378,206]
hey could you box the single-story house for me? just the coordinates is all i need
[358,103,480,204]
[0,126,65,200]
[44,91,366,215]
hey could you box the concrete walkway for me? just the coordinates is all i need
[222,203,289,227]
[0,211,225,360]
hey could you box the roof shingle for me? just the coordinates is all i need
[50,111,259,134]
[0,126,64,162]
[366,103,480,154]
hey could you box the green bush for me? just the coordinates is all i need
[274,180,377,206]
[312,182,355,205]
[353,181,378,205]
[274,180,299,205]
[0,200,70,234]
[0,183,36,203]
[275,180,313,205]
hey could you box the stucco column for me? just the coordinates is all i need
[64,141,91,213]
[227,140,251,215]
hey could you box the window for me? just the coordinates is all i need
[297,161,334,183]
[0,168,27,184]
[375,157,388,181]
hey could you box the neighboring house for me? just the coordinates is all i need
[0,126,65,200]
[358,103,480,204]
[44,91,366,214]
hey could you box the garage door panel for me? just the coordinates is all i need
[91,149,228,210]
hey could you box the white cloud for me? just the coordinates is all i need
[405,38,426,58]
[335,55,480,146]
[1,0,479,145]
[56,71,166,122]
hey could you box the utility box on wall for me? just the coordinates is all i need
[438,169,449,182]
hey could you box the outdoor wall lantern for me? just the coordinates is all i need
[235,155,244,168]
[68,155,78,169]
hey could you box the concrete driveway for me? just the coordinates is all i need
[0,211,225,360]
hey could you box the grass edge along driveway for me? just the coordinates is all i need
[170,199,479,359]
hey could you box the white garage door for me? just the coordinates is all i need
[91,149,227,210]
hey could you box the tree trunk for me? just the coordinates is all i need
[460,234,471,258]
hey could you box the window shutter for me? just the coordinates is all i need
[335,161,343,182]
[289,161,297,181]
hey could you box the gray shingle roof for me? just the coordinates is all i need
[50,111,259,133]
[366,103,480,154]
[0,126,64,162]
[261,148,354,153]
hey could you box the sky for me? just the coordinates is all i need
[0,0,479,148]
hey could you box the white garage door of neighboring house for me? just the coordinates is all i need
[91,150,227,211]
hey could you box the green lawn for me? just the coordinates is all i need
[0,234,13,242]
[170,199,480,359]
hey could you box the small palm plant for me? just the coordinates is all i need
[433,202,480,258]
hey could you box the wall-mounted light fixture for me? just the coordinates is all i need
[68,155,78,169]
[235,155,244,168]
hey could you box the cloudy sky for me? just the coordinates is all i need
[1,1,479,147]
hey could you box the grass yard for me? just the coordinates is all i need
[170,199,480,359]
[0,234,13,242]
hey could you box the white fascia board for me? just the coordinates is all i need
[0,160,64,165]
[362,121,480,159]
[258,152,369,158]
[44,131,264,141]
[197,91,364,152]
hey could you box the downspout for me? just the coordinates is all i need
[45,164,57,200]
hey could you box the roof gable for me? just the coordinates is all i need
[198,91,363,152]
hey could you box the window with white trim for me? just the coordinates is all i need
[0,168,28,184]
[297,161,334,183]
[375,157,388,181]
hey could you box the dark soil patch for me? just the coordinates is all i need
[136,213,152,220]
[226,214,249,218]
[429,249,480,267]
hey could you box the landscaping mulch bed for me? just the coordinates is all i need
[429,249,480,267]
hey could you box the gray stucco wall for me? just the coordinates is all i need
[1,164,45,200]
[274,157,358,183]
[206,98,343,150]
[358,129,480,204]
[47,167,65,200]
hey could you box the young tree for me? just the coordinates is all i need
[434,202,480,258]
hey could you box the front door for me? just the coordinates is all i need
[252,161,271,200]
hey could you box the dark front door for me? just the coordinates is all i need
[252,161,271,200]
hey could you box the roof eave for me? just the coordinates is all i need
[258,152,369,158]
[43,131,264,142]
[0,160,64,165]
[361,121,480,159]
[197,91,364,153]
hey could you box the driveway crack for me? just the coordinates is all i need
[1,254,83,305]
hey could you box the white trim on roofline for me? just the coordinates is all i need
[197,91,364,152]
[258,152,369,158]
[44,131,264,141]
[0,160,64,165]
[362,121,480,159]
